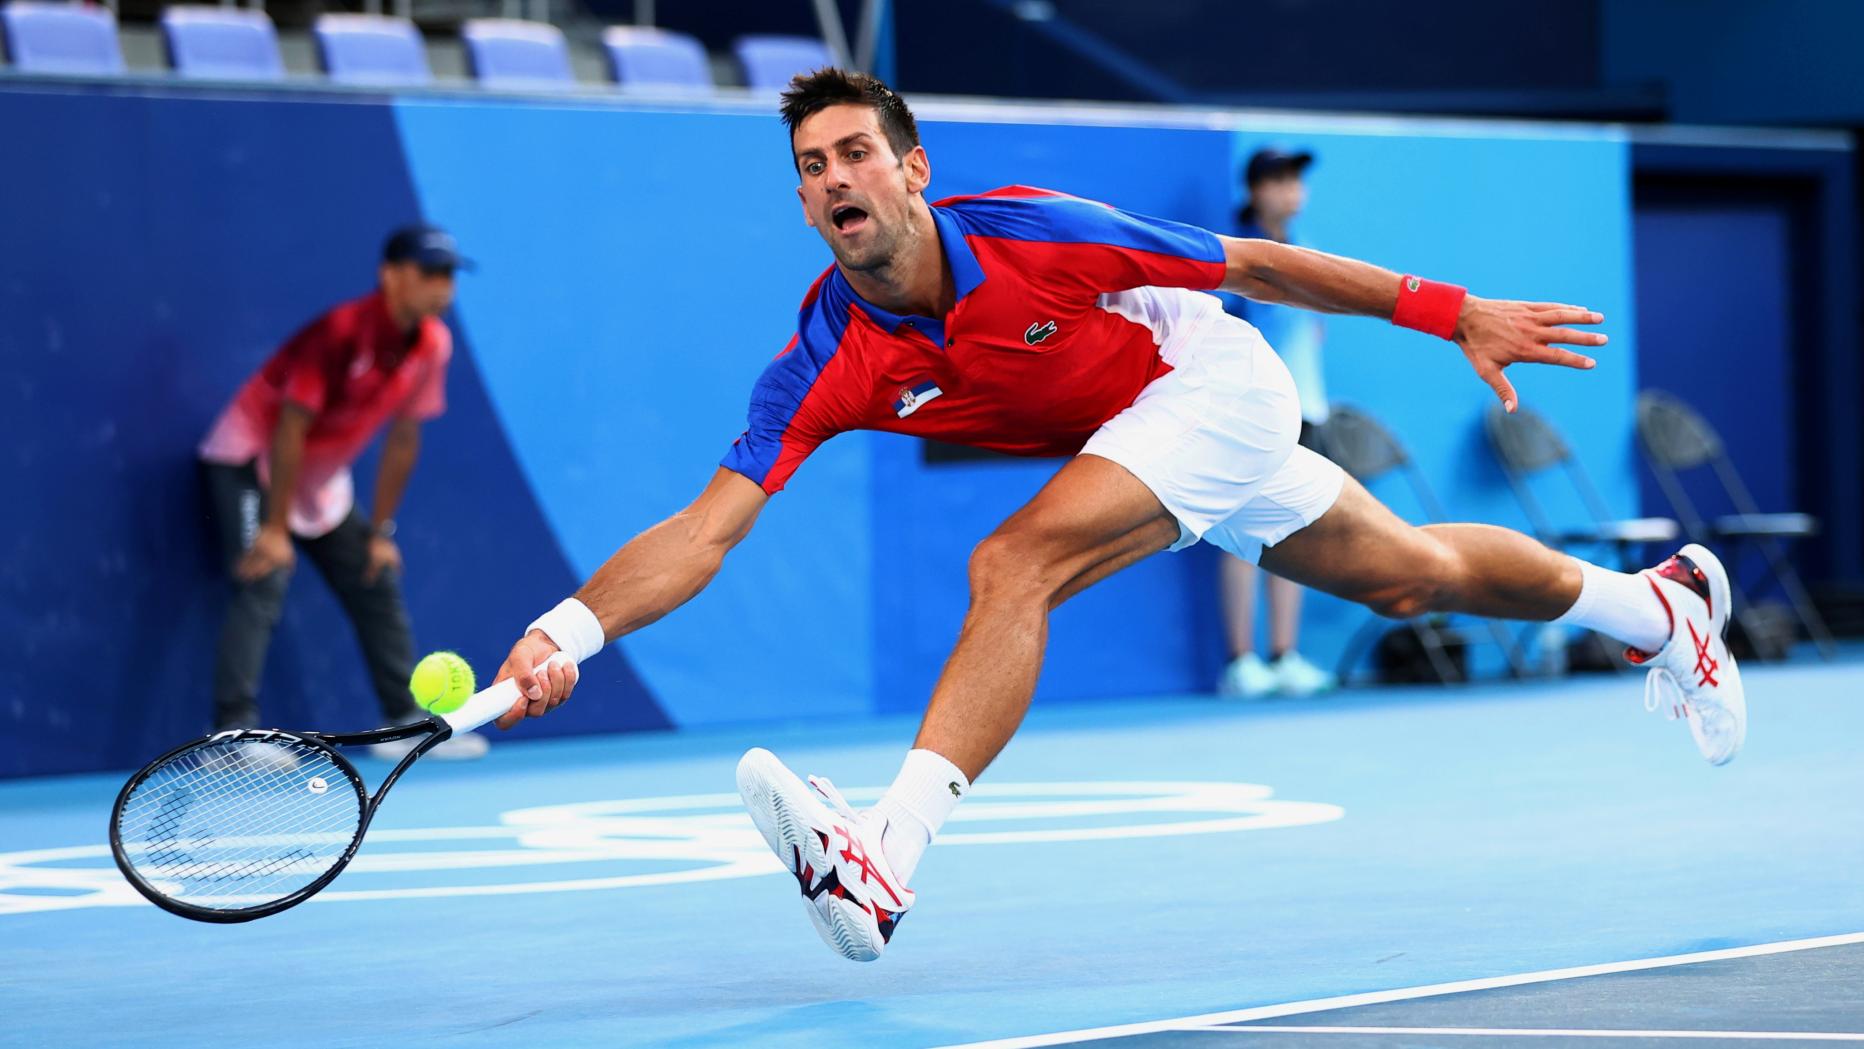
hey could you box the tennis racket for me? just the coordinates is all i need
[109,656,566,923]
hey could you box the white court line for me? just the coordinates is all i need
[935,931,1864,1049]
[1178,1026,1864,1042]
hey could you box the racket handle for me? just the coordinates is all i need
[442,654,573,735]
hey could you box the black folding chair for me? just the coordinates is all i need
[1484,404,1681,673]
[1315,405,1531,685]
[1485,404,1680,567]
[1635,389,1835,659]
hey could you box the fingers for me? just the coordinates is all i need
[365,549,402,586]
[525,661,557,719]
[551,661,580,713]
[1482,367,1519,413]
[494,695,528,731]
[497,652,579,728]
[1536,325,1607,349]
[234,550,281,582]
[516,660,543,703]
[1522,344,1598,370]
[1522,302,1605,321]
[492,651,540,730]
[523,661,576,719]
[1530,307,1604,326]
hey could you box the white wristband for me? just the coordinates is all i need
[526,597,606,664]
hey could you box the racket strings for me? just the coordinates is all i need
[116,737,364,909]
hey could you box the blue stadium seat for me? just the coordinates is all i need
[1,1,124,75]
[462,18,573,88]
[313,13,429,86]
[600,25,708,90]
[732,34,831,90]
[601,26,710,91]
[161,6,283,81]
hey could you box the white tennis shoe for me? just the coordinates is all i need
[1629,544,1746,765]
[736,747,913,962]
[1217,653,1277,698]
[1272,651,1338,696]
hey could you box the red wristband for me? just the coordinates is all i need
[1392,275,1467,340]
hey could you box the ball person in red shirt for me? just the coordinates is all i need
[198,225,485,758]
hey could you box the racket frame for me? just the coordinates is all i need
[108,716,455,923]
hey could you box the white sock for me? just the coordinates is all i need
[869,748,969,885]
[1553,558,1671,654]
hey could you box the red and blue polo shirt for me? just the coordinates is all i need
[722,186,1230,494]
[199,291,451,536]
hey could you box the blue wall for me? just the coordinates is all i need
[1603,0,1864,125]
[0,85,668,779]
[0,84,1641,777]
[1632,202,1795,521]
[1243,125,1637,669]
[390,100,880,729]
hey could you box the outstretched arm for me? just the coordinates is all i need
[492,467,769,727]
[1219,236,1606,413]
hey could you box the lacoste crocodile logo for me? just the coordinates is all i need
[1024,320,1058,345]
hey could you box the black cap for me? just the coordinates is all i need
[383,224,473,272]
[1243,147,1314,186]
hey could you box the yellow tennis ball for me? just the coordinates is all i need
[410,651,475,715]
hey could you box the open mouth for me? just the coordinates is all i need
[831,204,869,233]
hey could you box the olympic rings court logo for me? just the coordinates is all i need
[0,781,1342,916]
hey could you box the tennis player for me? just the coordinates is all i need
[495,71,1745,961]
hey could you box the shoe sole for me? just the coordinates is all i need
[736,748,884,962]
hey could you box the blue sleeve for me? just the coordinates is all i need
[719,275,856,494]
[943,189,1228,292]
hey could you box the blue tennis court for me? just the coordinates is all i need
[3,657,1858,1049]
[6,5,1864,1048]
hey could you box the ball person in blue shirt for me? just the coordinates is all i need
[1216,147,1336,698]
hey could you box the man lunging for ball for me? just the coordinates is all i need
[491,70,1745,960]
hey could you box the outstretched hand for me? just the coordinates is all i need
[1454,298,1606,413]
[491,631,579,730]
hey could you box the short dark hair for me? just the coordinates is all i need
[780,67,920,165]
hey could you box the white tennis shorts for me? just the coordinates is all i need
[1081,313,1346,563]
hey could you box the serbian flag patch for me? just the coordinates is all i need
[893,380,943,418]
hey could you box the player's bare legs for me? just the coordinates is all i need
[743,445,1740,961]
[1258,476,1579,622]
[730,453,1180,959]
[912,454,1178,779]
[915,461,1583,781]
[1259,479,1744,766]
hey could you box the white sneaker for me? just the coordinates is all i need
[1217,653,1277,698]
[736,748,913,962]
[367,726,489,762]
[1629,544,1746,765]
[1272,651,1337,697]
